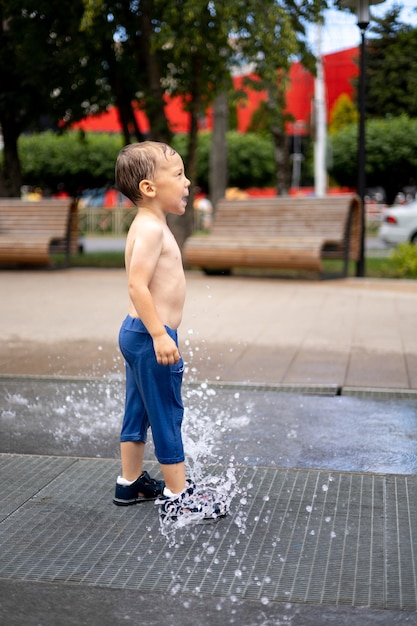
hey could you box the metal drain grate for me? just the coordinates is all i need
[0,454,76,522]
[0,455,416,611]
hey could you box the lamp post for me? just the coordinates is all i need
[340,0,385,277]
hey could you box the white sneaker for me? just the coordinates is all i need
[155,480,228,522]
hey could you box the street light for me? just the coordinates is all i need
[340,0,386,277]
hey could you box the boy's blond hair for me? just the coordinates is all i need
[115,141,176,205]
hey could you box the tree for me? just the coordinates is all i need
[0,0,334,218]
[0,0,111,196]
[219,0,330,196]
[210,93,229,209]
[81,2,147,145]
[366,6,417,118]
[82,1,237,246]
[153,1,236,245]
[81,0,172,144]
[329,116,417,204]
[329,94,358,134]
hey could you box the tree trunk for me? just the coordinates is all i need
[139,1,171,143]
[0,117,22,197]
[168,53,204,253]
[272,126,291,196]
[268,83,291,196]
[115,95,146,145]
[168,105,198,252]
[209,91,229,211]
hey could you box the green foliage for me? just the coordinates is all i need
[174,131,275,189]
[17,113,417,203]
[0,1,109,129]
[17,130,275,193]
[329,116,417,204]
[68,250,126,268]
[366,9,417,118]
[18,131,123,193]
[68,251,409,280]
[389,243,417,279]
[226,132,275,189]
[329,94,358,134]
[0,0,117,194]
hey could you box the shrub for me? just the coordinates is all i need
[19,131,123,194]
[11,114,417,201]
[18,130,276,194]
[389,243,417,278]
[173,131,275,189]
[329,116,417,204]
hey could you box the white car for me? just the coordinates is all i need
[379,200,417,246]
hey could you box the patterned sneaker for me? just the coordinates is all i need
[113,471,165,506]
[155,480,228,523]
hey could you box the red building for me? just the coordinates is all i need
[73,47,358,137]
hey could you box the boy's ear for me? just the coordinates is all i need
[139,179,156,197]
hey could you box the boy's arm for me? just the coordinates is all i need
[127,221,180,366]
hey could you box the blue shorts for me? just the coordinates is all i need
[118,315,185,465]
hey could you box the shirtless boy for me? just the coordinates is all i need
[113,141,226,521]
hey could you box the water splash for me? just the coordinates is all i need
[1,357,247,544]
[0,379,125,457]
[157,382,245,546]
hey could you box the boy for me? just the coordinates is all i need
[113,141,226,522]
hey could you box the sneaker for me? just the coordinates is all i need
[155,480,228,523]
[113,471,165,506]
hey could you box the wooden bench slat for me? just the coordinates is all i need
[0,200,75,267]
[184,195,362,277]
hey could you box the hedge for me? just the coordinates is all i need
[16,130,276,194]
[329,115,417,204]
[13,116,417,201]
[18,131,124,194]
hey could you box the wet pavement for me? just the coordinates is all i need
[1,377,417,475]
[1,378,417,625]
[1,269,417,625]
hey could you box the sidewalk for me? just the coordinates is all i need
[1,269,417,625]
[1,269,416,391]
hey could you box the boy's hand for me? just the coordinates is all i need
[153,333,181,366]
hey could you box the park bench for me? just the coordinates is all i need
[0,199,76,268]
[184,194,362,278]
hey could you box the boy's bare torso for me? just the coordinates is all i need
[125,213,186,330]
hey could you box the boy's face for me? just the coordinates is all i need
[152,151,191,216]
